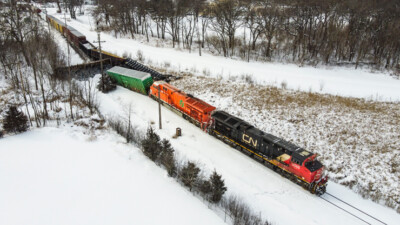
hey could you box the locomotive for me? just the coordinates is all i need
[149,81,216,131]
[43,10,328,195]
[211,111,327,195]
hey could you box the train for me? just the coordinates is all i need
[45,14,126,66]
[43,10,328,195]
[150,82,328,195]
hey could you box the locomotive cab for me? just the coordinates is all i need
[288,150,326,184]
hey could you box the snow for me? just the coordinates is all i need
[12,5,397,225]
[95,81,400,225]
[0,126,226,225]
[45,7,400,102]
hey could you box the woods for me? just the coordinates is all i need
[0,1,99,134]
[93,0,400,71]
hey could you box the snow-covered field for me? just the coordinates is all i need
[0,125,226,225]
[44,7,400,102]
[171,75,400,211]
[95,82,399,225]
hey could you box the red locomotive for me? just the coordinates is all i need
[211,110,328,195]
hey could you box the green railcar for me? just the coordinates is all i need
[107,66,153,95]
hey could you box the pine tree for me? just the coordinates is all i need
[199,180,212,199]
[180,162,200,191]
[0,130,3,138]
[210,170,227,203]
[3,106,29,134]
[160,139,177,177]
[97,74,116,93]
[141,126,161,161]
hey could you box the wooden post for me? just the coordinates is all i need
[158,85,162,129]
[62,13,73,120]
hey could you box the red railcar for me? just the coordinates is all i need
[63,26,86,47]
[149,81,216,130]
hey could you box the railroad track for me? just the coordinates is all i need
[320,192,387,225]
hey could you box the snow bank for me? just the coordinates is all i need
[0,126,225,225]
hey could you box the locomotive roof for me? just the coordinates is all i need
[107,66,151,81]
[155,82,216,113]
[185,97,216,113]
[264,133,312,161]
[213,110,314,162]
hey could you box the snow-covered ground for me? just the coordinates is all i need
[95,81,400,225]
[0,125,226,225]
[45,7,400,102]
[172,75,400,211]
[16,6,398,224]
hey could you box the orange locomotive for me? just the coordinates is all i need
[149,81,215,130]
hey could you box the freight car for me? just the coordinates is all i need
[46,15,124,66]
[45,13,172,79]
[107,66,153,95]
[210,111,328,195]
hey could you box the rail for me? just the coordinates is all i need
[320,192,387,225]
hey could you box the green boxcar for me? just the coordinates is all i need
[107,66,153,95]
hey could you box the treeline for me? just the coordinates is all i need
[0,1,101,134]
[92,0,400,70]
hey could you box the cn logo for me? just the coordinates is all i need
[242,134,257,148]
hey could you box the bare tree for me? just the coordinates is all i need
[209,0,243,57]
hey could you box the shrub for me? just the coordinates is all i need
[141,126,161,161]
[199,179,212,199]
[210,170,227,203]
[180,161,200,191]
[3,106,29,134]
[0,130,3,138]
[160,139,177,177]
[136,50,144,62]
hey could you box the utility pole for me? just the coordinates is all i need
[44,8,50,31]
[158,85,162,129]
[93,27,106,91]
[62,13,73,120]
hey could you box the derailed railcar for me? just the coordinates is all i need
[210,110,328,195]
[107,66,153,95]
